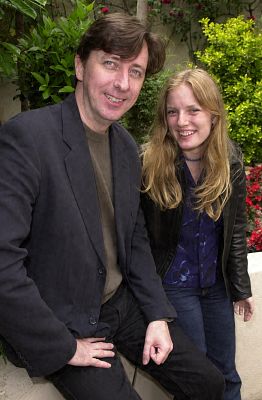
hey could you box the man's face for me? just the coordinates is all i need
[75,42,149,133]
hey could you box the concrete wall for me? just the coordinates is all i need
[236,252,262,400]
[0,82,20,125]
[0,252,261,400]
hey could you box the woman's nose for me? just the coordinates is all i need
[177,111,188,126]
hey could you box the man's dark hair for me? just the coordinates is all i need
[77,13,166,76]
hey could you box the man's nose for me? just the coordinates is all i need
[113,70,130,91]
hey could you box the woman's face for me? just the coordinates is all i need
[166,83,213,158]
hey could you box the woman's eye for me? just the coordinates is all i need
[167,110,178,115]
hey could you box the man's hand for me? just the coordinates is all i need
[142,320,173,366]
[68,337,115,368]
[234,296,254,322]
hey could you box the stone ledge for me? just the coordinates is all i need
[0,355,171,400]
[0,252,261,400]
[235,252,262,400]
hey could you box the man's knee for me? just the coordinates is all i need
[205,364,225,400]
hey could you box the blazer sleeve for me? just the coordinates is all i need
[127,203,177,321]
[0,116,76,377]
[117,139,176,321]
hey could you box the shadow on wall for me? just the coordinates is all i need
[0,82,21,124]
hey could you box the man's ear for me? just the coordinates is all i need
[75,55,84,82]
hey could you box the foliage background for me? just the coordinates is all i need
[0,1,94,109]
[196,16,262,165]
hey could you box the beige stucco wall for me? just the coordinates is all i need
[0,81,20,125]
[236,252,262,400]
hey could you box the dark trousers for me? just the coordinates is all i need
[48,283,225,400]
[164,279,241,400]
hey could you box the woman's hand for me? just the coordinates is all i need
[234,297,254,322]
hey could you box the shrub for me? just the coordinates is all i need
[2,1,94,109]
[248,220,262,252]
[196,16,262,165]
[146,0,260,60]
[246,165,262,252]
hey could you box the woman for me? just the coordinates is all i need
[141,68,254,400]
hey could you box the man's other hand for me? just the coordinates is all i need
[142,320,173,366]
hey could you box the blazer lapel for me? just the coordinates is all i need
[61,95,106,266]
[110,127,131,246]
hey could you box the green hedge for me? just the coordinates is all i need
[1,1,93,108]
[196,16,262,164]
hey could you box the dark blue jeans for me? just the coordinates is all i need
[164,279,241,400]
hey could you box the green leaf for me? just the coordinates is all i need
[58,86,75,93]
[42,88,50,99]
[0,50,16,76]
[28,46,43,52]
[8,0,37,18]
[86,2,94,12]
[5,0,47,18]
[31,72,46,85]
[50,65,67,72]
[28,0,47,5]
[39,84,46,91]
[2,42,20,55]
[51,94,61,103]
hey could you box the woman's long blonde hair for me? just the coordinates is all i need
[142,68,236,221]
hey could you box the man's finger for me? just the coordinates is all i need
[142,342,151,365]
[86,358,112,368]
[85,337,106,343]
[92,350,115,359]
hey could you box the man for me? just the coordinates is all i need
[0,13,224,400]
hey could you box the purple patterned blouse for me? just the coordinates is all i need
[163,161,223,288]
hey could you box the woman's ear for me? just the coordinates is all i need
[211,116,217,126]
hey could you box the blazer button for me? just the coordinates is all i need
[89,317,97,325]
[98,267,104,275]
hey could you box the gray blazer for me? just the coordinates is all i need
[0,94,175,377]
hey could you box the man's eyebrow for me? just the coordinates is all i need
[101,53,120,60]
[129,62,146,73]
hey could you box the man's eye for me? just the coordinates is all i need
[130,69,143,78]
[104,60,117,69]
